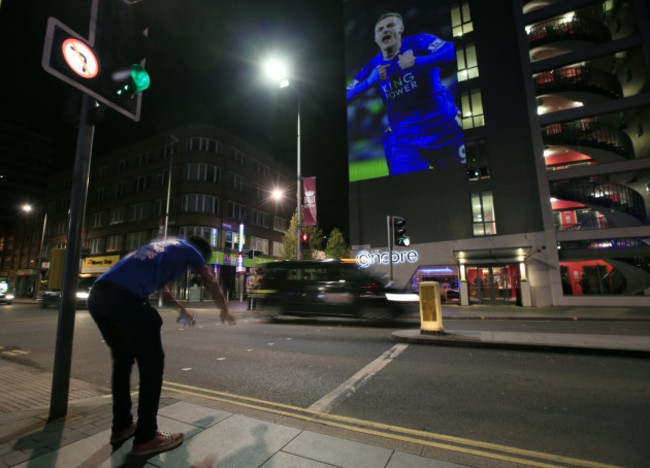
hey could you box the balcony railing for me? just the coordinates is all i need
[535,66,622,99]
[550,178,647,223]
[542,120,634,159]
[527,16,611,49]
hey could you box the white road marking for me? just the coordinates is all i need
[308,343,409,413]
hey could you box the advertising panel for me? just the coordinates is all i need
[345,0,464,181]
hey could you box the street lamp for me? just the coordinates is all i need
[264,58,303,260]
[21,204,48,300]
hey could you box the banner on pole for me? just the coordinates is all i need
[303,176,317,226]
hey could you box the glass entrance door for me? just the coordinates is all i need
[467,265,518,304]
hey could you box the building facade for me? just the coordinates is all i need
[8,123,296,299]
[348,0,650,307]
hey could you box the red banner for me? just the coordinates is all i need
[302,176,317,226]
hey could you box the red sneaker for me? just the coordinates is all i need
[130,431,184,457]
[110,421,136,444]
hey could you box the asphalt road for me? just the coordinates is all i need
[1,303,649,467]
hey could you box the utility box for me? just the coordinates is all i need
[419,281,445,335]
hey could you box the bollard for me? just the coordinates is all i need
[419,281,445,335]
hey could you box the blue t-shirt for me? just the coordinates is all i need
[97,238,205,298]
[348,34,458,139]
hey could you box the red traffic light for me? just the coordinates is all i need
[301,233,309,242]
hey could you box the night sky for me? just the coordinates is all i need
[0,0,349,237]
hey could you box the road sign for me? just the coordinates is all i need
[61,38,99,78]
[41,17,142,121]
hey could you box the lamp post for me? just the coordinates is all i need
[264,59,302,260]
[21,204,48,300]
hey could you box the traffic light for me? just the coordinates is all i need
[392,216,411,247]
[301,232,310,249]
[95,0,150,119]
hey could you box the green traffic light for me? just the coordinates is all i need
[130,64,150,93]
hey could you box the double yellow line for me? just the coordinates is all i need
[162,380,619,468]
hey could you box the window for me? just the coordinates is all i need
[250,209,270,228]
[113,182,126,199]
[128,202,151,221]
[186,137,222,154]
[224,230,235,250]
[471,191,496,236]
[109,207,125,225]
[182,194,219,214]
[133,175,152,193]
[180,227,217,247]
[99,166,110,178]
[161,142,176,159]
[232,149,246,166]
[90,212,105,228]
[154,199,168,217]
[255,162,269,177]
[273,241,284,257]
[451,1,473,37]
[184,163,221,183]
[461,88,485,129]
[250,236,269,256]
[465,139,490,181]
[88,237,105,254]
[134,152,151,166]
[274,217,288,232]
[117,159,128,172]
[227,201,246,221]
[232,173,246,192]
[456,42,478,82]
[106,235,123,252]
[54,220,67,234]
[95,187,106,203]
[125,231,149,251]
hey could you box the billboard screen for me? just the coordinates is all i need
[345,1,464,181]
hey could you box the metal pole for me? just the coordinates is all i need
[49,93,95,421]
[49,0,98,421]
[387,215,393,281]
[33,212,48,300]
[296,98,302,260]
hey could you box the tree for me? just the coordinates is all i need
[280,211,323,260]
[324,228,350,259]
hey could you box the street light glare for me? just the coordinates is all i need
[265,59,288,83]
[271,188,283,200]
[21,204,33,213]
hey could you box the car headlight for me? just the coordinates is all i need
[5,294,14,300]
[76,291,90,300]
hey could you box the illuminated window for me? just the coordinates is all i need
[182,194,219,214]
[88,237,104,254]
[451,1,473,37]
[106,235,123,252]
[125,231,148,251]
[465,139,490,181]
[108,207,125,225]
[250,236,269,256]
[456,43,479,82]
[471,191,496,236]
[461,88,485,129]
[128,202,151,221]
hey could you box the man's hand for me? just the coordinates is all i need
[398,50,415,69]
[220,309,236,325]
[378,64,389,81]
[178,307,196,327]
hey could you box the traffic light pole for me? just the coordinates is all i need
[49,0,98,421]
[387,215,393,282]
[49,93,95,421]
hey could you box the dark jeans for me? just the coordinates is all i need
[88,281,164,444]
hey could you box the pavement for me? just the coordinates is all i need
[1,300,649,468]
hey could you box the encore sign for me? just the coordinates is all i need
[355,249,419,269]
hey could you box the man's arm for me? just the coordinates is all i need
[346,65,383,102]
[398,36,455,70]
[160,284,195,324]
[194,264,236,325]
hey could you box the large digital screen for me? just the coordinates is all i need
[345,0,464,181]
